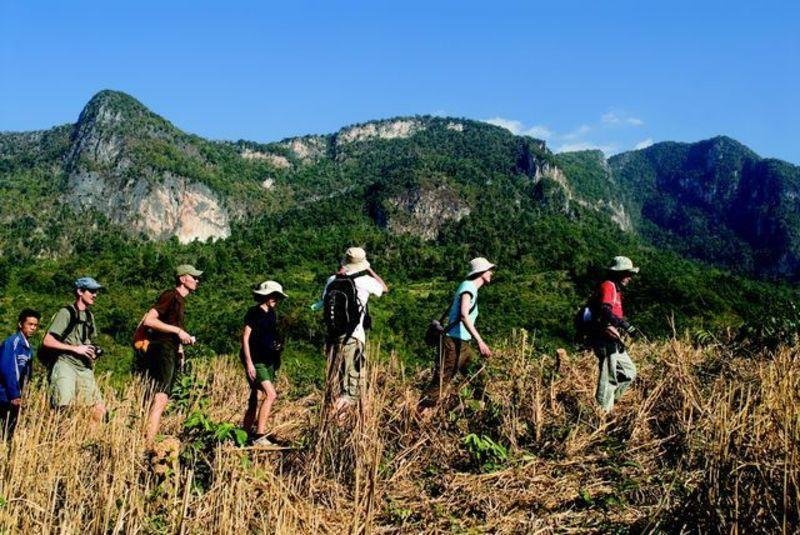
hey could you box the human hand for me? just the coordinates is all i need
[478,340,492,358]
[246,363,256,382]
[605,326,622,341]
[177,329,194,345]
[74,344,96,358]
[10,398,21,407]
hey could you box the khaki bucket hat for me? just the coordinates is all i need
[342,247,370,272]
[608,256,640,273]
[253,280,288,298]
[467,257,496,278]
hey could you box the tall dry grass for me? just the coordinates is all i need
[0,333,798,533]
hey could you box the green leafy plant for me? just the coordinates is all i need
[462,433,508,471]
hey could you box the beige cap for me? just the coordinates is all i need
[608,256,640,273]
[467,257,496,278]
[253,280,288,298]
[342,247,370,273]
[176,264,203,277]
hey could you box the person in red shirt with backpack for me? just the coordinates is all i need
[593,256,640,413]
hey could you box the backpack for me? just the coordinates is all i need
[424,291,478,347]
[132,312,151,353]
[574,282,617,341]
[323,272,367,340]
[38,305,94,370]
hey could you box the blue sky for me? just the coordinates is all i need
[1,0,798,162]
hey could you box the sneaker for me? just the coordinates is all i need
[251,434,276,447]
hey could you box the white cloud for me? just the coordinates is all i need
[556,141,619,156]
[485,117,524,134]
[522,125,552,139]
[562,124,591,140]
[634,138,654,150]
[601,112,621,125]
[483,117,552,139]
[627,117,645,126]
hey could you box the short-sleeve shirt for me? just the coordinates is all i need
[150,289,186,344]
[322,272,384,344]
[447,280,479,341]
[244,305,278,363]
[47,306,96,369]
[599,281,624,319]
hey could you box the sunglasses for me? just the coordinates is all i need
[81,288,100,294]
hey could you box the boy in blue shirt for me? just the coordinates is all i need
[0,309,40,438]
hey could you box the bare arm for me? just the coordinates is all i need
[241,325,256,381]
[367,268,389,293]
[42,333,94,358]
[459,293,492,357]
[142,308,193,344]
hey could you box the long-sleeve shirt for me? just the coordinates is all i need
[0,332,33,403]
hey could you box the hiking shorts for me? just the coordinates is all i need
[144,339,180,396]
[251,360,279,385]
[50,358,103,407]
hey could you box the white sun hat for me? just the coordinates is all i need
[253,280,288,298]
[466,257,496,278]
[608,256,640,273]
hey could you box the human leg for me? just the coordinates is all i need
[594,341,620,412]
[420,337,461,407]
[612,348,637,401]
[143,340,179,446]
[340,337,365,402]
[255,381,277,436]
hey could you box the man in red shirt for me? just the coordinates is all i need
[142,264,200,447]
[593,256,639,412]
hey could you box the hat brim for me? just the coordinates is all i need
[608,266,639,273]
[253,290,288,298]
[343,260,370,273]
[467,263,497,278]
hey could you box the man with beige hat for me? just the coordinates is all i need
[321,247,388,411]
[419,257,495,409]
[142,264,201,447]
[592,256,639,412]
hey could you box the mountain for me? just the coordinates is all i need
[611,137,800,279]
[1,90,798,370]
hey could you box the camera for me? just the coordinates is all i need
[91,345,104,358]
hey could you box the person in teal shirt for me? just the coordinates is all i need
[420,257,495,409]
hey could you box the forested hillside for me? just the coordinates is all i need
[0,90,798,381]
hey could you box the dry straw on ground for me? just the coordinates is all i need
[0,331,798,533]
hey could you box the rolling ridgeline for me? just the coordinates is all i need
[1,90,799,382]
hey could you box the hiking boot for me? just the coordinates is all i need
[251,434,276,447]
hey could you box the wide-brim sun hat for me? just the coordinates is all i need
[608,256,640,273]
[467,257,496,278]
[253,280,288,298]
[342,246,370,272]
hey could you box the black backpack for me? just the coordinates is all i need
[323,272,367,340]
[38,305,95,369]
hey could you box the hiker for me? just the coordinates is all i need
[419,257,495,410]
[0,309,40,438]
[41,277,107,423]
[592,256,639,412]
[321,247,388,412]
[241,280,287,446]
[142,264,201,447]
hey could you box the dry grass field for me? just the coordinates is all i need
[0,331,798,533]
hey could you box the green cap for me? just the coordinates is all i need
[176,264,203,277]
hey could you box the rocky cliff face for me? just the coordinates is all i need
[378,184,471,240]
[63,91,230,243]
